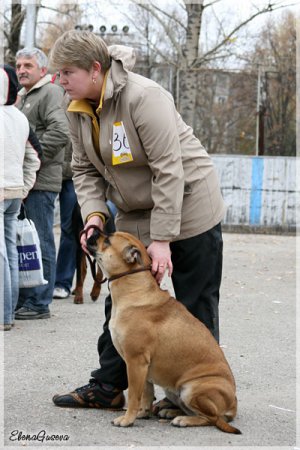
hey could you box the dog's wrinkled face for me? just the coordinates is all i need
[87,231,150,278]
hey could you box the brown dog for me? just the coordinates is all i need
[87,230,241,434]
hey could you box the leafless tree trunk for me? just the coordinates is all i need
[4,2,25,66]
[179,1,204,127]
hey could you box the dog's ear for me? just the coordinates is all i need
[123,245,143,265]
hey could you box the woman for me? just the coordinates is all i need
[0,65,41,330]
[50,30,225,411]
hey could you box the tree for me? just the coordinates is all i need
[2,1,26,66]
[38,2,82,57]
[193,69,257,154]
[3,0,295,156]
[245,11,296,156]
[1,1,82,65]
[122,0,297,130]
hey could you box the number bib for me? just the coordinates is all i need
[112,121,133,165]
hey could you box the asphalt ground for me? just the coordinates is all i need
[1,229,298,450]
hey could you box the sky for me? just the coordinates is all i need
[22,0,299,26]
[7,0,299,66]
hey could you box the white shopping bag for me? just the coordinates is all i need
[16,218,48,288]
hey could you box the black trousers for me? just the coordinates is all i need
[91,223,223,390]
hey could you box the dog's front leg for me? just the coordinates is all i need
[112,358,149,427]
[137,380,154,419]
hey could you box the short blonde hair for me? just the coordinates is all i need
[49,30,111,72]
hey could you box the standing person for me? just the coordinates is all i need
[14,48,70,320]
[50,30,225,410]
[0,65,41,330]
[50,72,77,300]
[53,139,78,300]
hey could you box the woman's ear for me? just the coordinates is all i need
[92,61,102,78]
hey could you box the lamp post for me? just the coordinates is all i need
[74,24,130,40]
[25,3,38,47]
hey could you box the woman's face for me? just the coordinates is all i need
[59,66,96,100]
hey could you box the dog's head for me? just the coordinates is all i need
[87,231,151,278]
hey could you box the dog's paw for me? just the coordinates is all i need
[112,415,134,427]
[74,297,83,304]
[159,407,182,419]
[171,416,188,427]
[136,409,151,419]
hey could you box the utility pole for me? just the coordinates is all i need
[25,3,37,47]
[255,65,261,156]
[256,63,269,156]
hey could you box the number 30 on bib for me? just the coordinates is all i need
[112,122,134,165]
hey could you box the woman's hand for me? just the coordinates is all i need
[147,240,173,284]
[80,215,104,254]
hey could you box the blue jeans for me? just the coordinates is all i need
[0,199,22,325]
[55,180,77,293]
[18,191,57,313]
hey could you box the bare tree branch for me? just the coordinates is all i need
[130,0,184,58]
[39,4,76,17]
[150,3,187,32]
[37,20,65,32]
[192,2,295,68]
[203,0,222,8]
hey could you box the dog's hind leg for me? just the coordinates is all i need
[90,266,103,301]
[74,253,86,304]
[172,383,241,433]
[153,391,185,419]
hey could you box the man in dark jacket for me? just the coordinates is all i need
[15,47,70,319]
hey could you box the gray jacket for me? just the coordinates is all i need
[18,74,70,192]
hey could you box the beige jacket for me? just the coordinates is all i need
[66,45,225,246]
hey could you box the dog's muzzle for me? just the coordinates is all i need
[80,225,106,256]
[86,232,100,255]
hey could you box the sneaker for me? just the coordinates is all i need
[52,379,125,410]
[53,287,69,299]
[0,324,12,331]
[15,307,50,320]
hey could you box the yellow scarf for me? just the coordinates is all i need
[67,71,109,153]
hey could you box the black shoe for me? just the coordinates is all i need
[52,379,125,410]
[15,307,50,320]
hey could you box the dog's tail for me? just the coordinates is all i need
[215,417,242,434]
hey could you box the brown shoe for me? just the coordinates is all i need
[52,380,125,410]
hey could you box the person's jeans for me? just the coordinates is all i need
[55,180,77,293]
[17,191,57,313]
[0,199,22,325]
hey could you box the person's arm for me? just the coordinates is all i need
[22,138,41,199]
[37,85,70,160]
[132,85,185,241]
[132,86,184,281]
[68,115,109,222]
[28,125,42,160]
[66,112,109,251]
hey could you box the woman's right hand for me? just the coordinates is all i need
[80,215,104,254]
